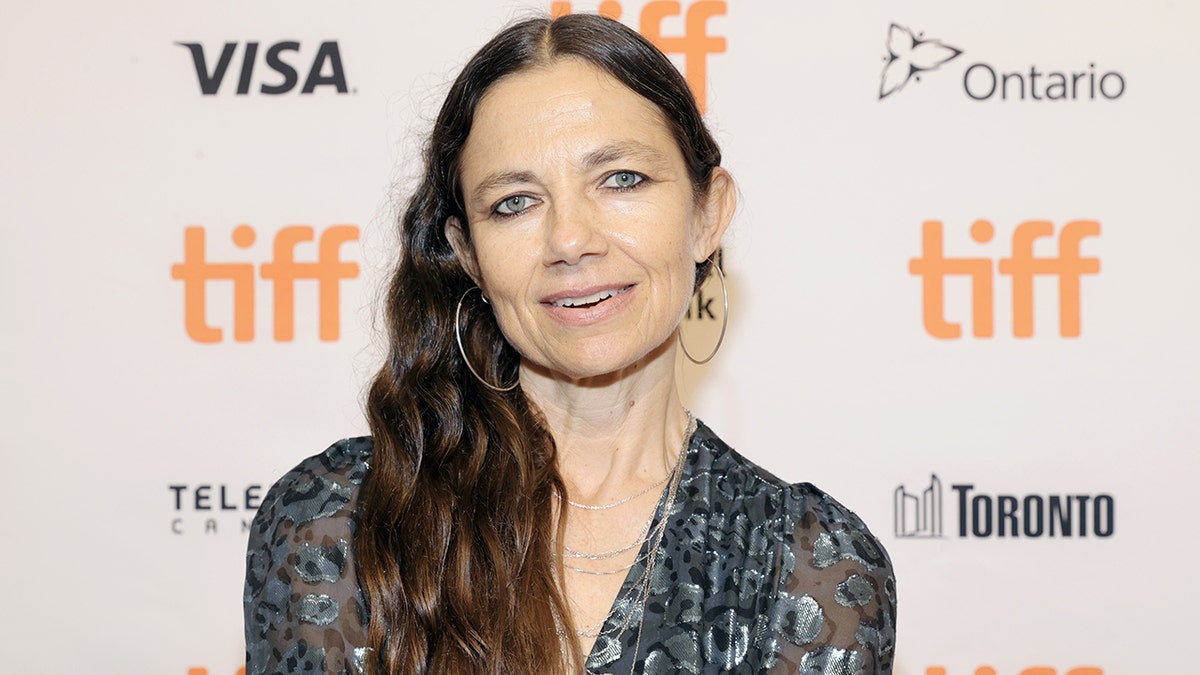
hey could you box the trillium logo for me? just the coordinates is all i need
[879,24,963,99]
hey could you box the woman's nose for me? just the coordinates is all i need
[542,197,608,266]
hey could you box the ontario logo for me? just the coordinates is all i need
[879,24,962,99]
[879,23,1126,101]
[895,474,1115,539]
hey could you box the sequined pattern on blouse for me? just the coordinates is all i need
[243,423,897,674]
[243,437,372,675]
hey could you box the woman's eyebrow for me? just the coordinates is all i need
[469,170,538,205]
[580,140,669,170]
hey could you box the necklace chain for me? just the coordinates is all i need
[562,551,643,576]
[557,411,696,648]
[559,469,672,510]
[561,510,654,561]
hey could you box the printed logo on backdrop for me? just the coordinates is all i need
[551,1,726,113]
[170,224,360,342]
[909,219,1100,339]
[685,247,725,322]
[679,248,726,364]
[175,41,351,95]
[895,474,1114,539]
[921,662,1099,667]
[168,483,263,535]
[878,23,1125,101]
[894,474,943,537]
[879,25,962,99]
[916,662,1104,667]
[187,667,245,675]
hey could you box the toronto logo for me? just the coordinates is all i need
[879,24,962,99]
[893,473,1115,539]
[894,474,943,538]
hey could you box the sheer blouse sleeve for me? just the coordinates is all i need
[243,439,373,675]
[767,484,897,675]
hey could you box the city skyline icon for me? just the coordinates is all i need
[895,473,943,538]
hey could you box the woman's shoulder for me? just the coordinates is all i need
[244,438,375,673]
[691,422,897,671]
[272,436,374,490]
[692,421,890,568]
[249,437,375,537]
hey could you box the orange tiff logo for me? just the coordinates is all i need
[551,1,726,113]
[187,669,244,675]
[909,219,1100,339]
[171,224,359,343]
[926,662,1104,667]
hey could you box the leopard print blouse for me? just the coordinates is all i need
[243,421,897,674]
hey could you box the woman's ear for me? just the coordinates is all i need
[445,217,483,285]
[693,167,737,262]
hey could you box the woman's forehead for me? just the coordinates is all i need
[461,60,677,175]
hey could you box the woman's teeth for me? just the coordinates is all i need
[553,286,629,308]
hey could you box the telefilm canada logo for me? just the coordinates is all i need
[168,482,263,536]
[894,474,1115,539]
[879,23,1126,101]
[176,40,351,95]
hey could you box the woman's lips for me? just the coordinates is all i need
[540,284,636,323]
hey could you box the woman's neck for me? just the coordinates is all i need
[519,339,690,503]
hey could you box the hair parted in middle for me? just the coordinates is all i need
[357,13,724,674]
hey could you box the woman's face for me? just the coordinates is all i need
[448,58,733,380]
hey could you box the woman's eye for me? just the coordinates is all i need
[494,195,533,216]
[603,171,644,189]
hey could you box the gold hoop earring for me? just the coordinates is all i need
[455,287,519,392]
[678,260,728,365]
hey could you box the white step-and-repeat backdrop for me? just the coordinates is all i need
[3,1,1197,673]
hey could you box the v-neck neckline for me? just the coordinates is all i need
[582,420,703,671]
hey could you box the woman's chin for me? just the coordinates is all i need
[519,335,676,385]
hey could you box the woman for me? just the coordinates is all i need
[244,13,896,675]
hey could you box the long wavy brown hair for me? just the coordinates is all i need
[357,14,722,674]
